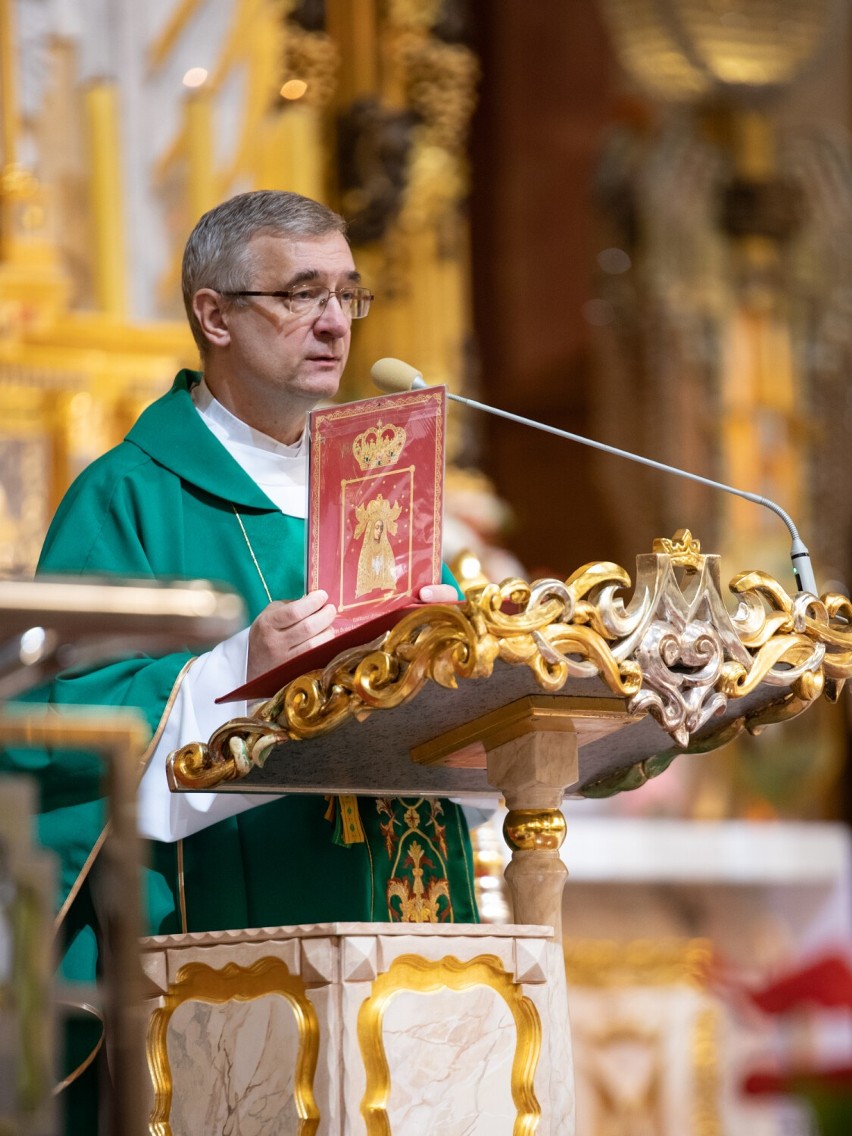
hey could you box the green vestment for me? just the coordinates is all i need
[6,369,478,990]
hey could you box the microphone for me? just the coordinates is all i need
[371,356,819,596]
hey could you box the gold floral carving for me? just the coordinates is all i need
[169,537,852,794]
[357,953,541,1136]
[147,958,320,1136]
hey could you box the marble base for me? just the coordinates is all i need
[140,922,574,1135]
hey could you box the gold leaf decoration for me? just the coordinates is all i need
[169,536,852,790]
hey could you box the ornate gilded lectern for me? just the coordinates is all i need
[153,532,852,1136]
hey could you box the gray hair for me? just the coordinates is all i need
[182,190,348,355]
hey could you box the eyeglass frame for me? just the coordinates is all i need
[215,284,374,319]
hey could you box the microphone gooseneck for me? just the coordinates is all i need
[369,357,819,596]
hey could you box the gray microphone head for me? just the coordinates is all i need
[371,357,426,393]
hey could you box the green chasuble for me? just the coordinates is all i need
[7,369,478,987]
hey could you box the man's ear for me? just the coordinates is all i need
[193,289,231,349]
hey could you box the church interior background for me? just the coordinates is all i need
[2,0,852,1132]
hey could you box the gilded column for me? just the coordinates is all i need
[326,0,379,101]
[718,107,802,574]
[85,80,128,319]
[185,88,217,221]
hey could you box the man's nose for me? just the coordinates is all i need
[314,294,350,335]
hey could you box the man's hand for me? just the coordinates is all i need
[247,585,456,680]
[418,584,459,603]
[247,591,337,681]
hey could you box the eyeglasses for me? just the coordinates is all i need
[219,284,373,319]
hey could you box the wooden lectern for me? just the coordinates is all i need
[154,532,852,1135]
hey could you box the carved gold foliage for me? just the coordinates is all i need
[169,718,289,791]
[169,537,852,792]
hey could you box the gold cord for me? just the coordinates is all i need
[232,506,273,602]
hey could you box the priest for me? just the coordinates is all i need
[11,190,479,1119]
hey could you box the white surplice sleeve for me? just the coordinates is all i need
[137,628,280,842]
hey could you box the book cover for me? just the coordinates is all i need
[306,385,446,634]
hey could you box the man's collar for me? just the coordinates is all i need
[125,370,280,510]
[191,376,307,457]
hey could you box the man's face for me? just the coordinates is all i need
[216,230,358,422]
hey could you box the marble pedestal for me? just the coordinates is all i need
[140,921,574,1136]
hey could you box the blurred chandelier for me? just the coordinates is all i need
[598,0,843,103]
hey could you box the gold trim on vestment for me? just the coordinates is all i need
[364,827,376,920]
[380,798,454,922]
[53,822,109,934]
[52,1001,104,1095]
[176,840,187,935]
[136,658,198,780]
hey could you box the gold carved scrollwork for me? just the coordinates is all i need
[147,958,320,1136]
[169,536,852,795]
[169,718,289,791]
[357,953,542,1136]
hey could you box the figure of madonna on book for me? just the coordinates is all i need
[354,493,401,595]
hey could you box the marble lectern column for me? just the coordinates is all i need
[487,727,577,938]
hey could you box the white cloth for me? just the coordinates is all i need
[137,379,305,841]
[191,378,309,517]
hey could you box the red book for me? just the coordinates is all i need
[217,387,448,704]
[306,386,446,633]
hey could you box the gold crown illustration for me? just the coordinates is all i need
[352,420,407,471]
